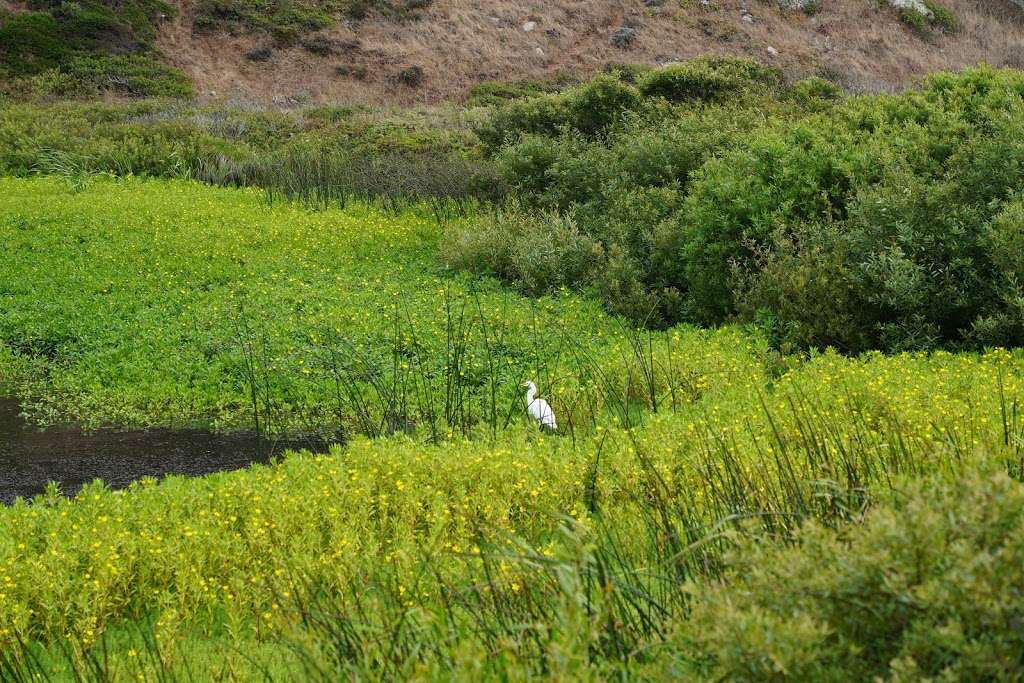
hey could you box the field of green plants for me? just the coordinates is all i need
[2,59,1024,680]
[0,175,729,439]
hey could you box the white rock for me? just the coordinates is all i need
[522,21,537,32]
[887,0,933,19]
[767,46,779,57]
[774,0,817,9]
[741,13,754,23]
[535,47,545,56]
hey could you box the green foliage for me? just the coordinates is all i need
[476,76,642,149]
[466,78,562,107]
[568,75,642,136]
[898,0,959,34]
[0,99,490,209]
[0,176,631,432]
[65,55,194,98]
[925,0,959,32]
[602,62,654,84]
[637,55,783,103]
[0,12,66,75]
[684,470,1024,680]
[442,206,602,295]
[689,67,1024,350]
[478,63,1024,352]
[785,76,844,111]
[194,0,335,42]
[396,64,424,87]
[0,1,189,98]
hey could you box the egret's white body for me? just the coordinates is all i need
[523,381,557,431]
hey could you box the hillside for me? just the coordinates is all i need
[1,0,1023,103]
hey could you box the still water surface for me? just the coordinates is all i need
[0,398,313,504]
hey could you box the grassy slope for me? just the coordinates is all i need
[0,0,192,98]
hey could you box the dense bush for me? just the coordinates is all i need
[465,77,572,107]
[468,62,1024,352]
[195,0,333,42]
[638,55,783,103]
[476,75,643,149]
[443,207,601,295]
[785,76,844,111]
[686,67,1024,350]
[683,469,1024,680]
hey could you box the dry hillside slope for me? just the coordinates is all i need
[1,0,1021,102]
[152,0,1024,104]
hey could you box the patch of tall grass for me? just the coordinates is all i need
[0,344,1022,677]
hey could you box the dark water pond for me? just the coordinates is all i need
[0,398,319,505]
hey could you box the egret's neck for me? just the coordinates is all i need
[525,387,536,402]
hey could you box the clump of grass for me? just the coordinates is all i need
[396,64,424,87]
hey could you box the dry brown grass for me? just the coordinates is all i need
[148,0,1024,104]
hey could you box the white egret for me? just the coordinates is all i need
[522,381,557,431]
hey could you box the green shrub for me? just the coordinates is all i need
[495,134,564,196]
[785,76,844,110]
[638,56,782,103]
[475,65,1024,351]
[396,64,424,87]
[64,55,194,98]
[677,67,1024,349]
[925,1,959,33]
[195,0,332,41]
[442,207,603,295]
[682,469,1024,681]
[679,120,861,325]
[476,92,574,149]
[987,196,1024,284]
[477,75,642,149]
[602,62,654,84]
[898,0,958,34]
[466,79,561,107]
[732,221,868,353]
[0,13,67,76]
[566,74,641,136]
